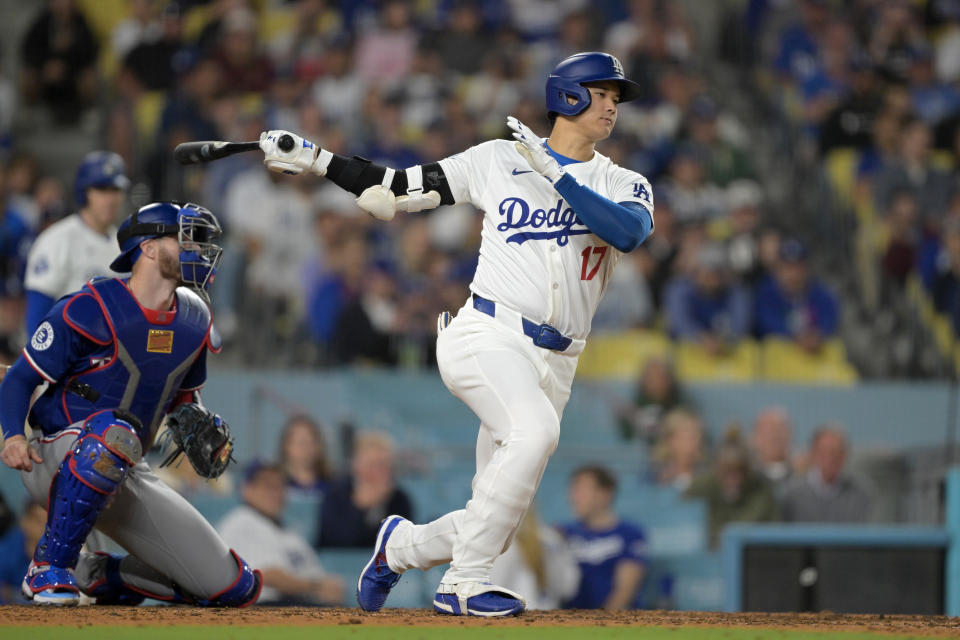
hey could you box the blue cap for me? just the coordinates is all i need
[779,238,808,262]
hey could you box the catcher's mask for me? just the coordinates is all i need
[111,201,223,302]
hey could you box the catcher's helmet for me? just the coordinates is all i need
[545,52,643,118]
[111,202,223,301]
[74,151,129,207]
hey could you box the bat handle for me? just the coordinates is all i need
[278,134,295,152]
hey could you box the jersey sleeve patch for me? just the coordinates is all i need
[63,293,113,345]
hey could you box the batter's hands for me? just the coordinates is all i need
[507,116,565,183]
[259,130,324,176]
[1,435,43,472]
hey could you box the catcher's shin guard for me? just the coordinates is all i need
[33,411,142,570]
[193,550,262,607]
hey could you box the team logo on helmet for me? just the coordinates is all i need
[611,55,623,76]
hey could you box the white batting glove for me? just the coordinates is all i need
[356,185,396,221]
[259,130,333,177]
[507,116,565,184]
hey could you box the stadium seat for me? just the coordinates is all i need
[759,338,858,384]
[134,91,166,149]
[576,330,672,379]
[824,147,858,208]
[674,340,759,382]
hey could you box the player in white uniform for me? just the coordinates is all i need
[259,52,654,617]
[24,151,129,334]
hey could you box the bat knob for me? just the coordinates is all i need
[278,134,295,152]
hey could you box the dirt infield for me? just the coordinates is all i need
[1,606,958,636]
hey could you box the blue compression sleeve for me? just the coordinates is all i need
[0,357,44,439]
[25,290,55,335]
[553,173,652,252]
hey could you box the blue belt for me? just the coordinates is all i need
[472,295,573,352]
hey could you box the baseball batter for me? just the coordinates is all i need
[259,52,653,616]
[0,202,261,607]
[24,151,130,334]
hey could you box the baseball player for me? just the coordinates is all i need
[24,151,129,334]
[0,202,262,607]
[259,52,654,617]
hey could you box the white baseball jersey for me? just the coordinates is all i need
[219,504,329,603]
[438,139,653,340]
[24,214,120,298]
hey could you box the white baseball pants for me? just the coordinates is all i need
[385,300,580,585]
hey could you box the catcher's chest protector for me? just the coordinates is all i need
[60,278,212,445]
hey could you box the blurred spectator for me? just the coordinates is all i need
[684,96,753,187]
[818,53,884,154]
[558,466,647,610]
[212,8,274,94]
[873,118,953,222]
[905,44,960,127]
[354,0,417,82]
[20,0,99,122]
[750,407,794,494]
[490,510,580,610]
[686,428,778,548]
[616,357,685,443]
[0,500,45,604]
[881,189,920,286]
[651,408,706,492]
[278,414,334,498]
[780,424,873,522]
[659,145,725,224]
[634,192,679,307]
[799,20,854,135]
[111,0,161,62]
[433,1,489,76]
[665,243,751,354]
[123,2,189,92]
[867,0,926,83]
[316,430,413,548]
[754,238,839,353]
[309,41,367,139]
[932,217,960,333]
[772,0,831,87]
[219,462,343,606]
[723,180,767,284]
[0,52,17,155]
[331,264,400,365]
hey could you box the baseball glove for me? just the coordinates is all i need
[159,403,234,479]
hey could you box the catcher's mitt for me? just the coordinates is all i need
[159,403,234,479]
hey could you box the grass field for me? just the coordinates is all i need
[2,607,958,640]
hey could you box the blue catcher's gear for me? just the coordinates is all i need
[545,52,643,118]
[21,562,80,605]
[83,549,261,607]
[37,277,218,442]
[74,151,129,207]
[109,202,223,301]
[27,410,142,604]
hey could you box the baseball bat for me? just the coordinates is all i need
[174,134,295,165]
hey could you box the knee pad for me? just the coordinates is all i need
[193,550,262,608]
[34,410,143,569]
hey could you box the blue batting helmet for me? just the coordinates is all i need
[74,151,130,207]
[545,52,643,118]
[111,202,223,301]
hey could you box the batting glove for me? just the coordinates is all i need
[259,130,332,177]
[507,116,565,184]
[396,190,441,213]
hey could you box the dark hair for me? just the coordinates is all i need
[571,465,618,494]
[278,414,333,481]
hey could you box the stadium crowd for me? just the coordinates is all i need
[0,0,909,369]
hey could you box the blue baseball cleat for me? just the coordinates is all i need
[432,582,526,617]
[357,515,407,612]
[22,562,80,606]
